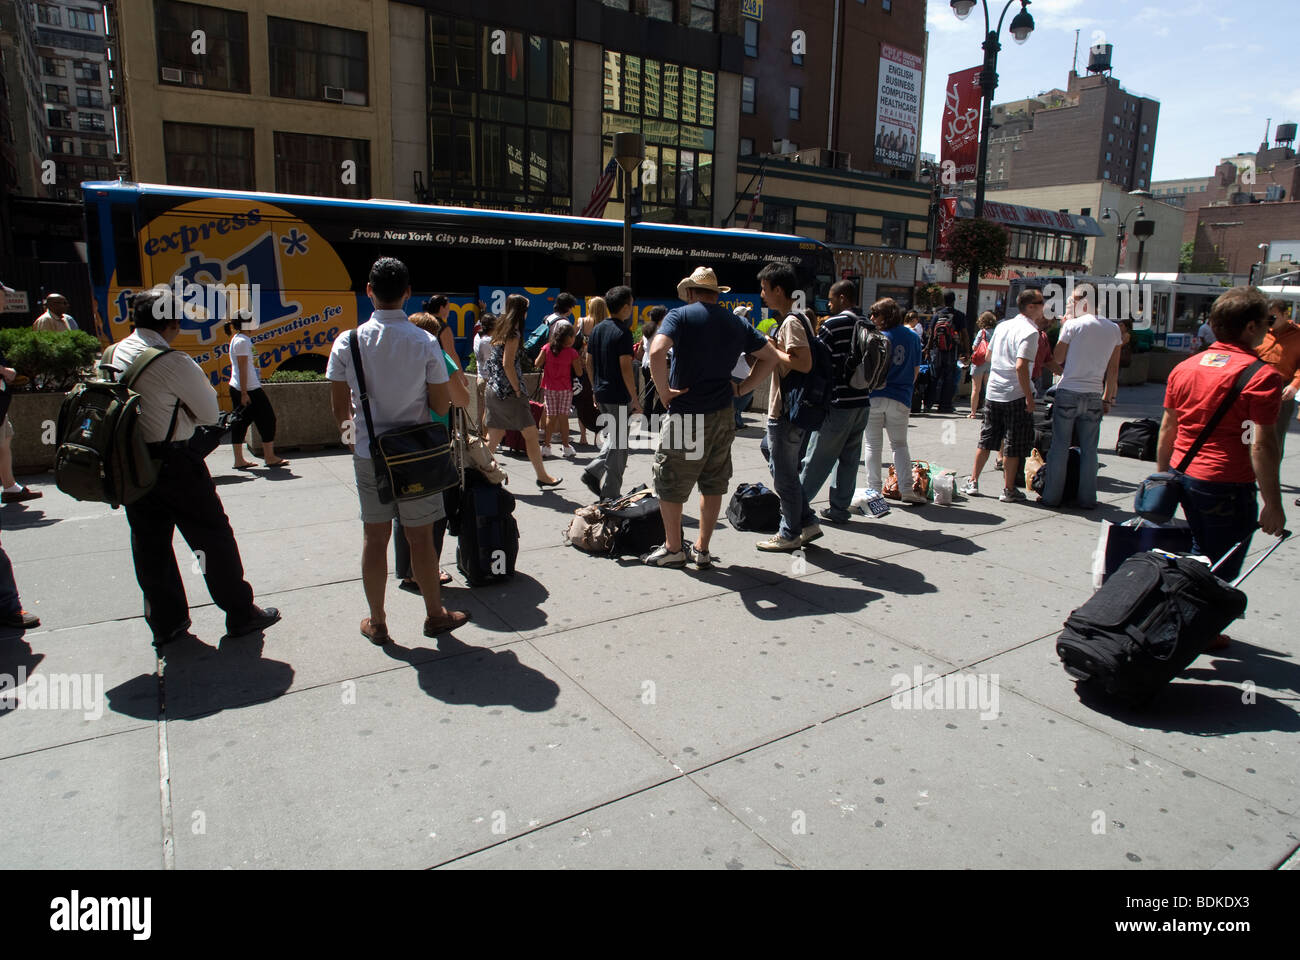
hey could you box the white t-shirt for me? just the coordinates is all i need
[1197,322,1215,348]
[984,314,1040,403]
[473,333,493,375]
[326,310,451,459]
[229,333,260,391]
[1055,314,1122,395]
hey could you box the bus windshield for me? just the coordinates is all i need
[82,181,835,389]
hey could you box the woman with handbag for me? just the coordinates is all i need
[226,312,289,469]
[484,294,561,488]
[967,311,996,419]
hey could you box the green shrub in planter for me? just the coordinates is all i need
[266,369,328,383]
[0,328,102,392]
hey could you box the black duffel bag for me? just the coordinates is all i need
[725,482,781,533]
[604,484,665,557]
[1116,418,1159,460]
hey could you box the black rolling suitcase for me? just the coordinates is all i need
[453,467,520,586]
[1116,418,1159,460]
[1056,533,1290,705]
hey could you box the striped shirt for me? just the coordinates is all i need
[818,309,872,408]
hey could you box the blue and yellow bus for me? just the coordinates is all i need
[82,181,835,390]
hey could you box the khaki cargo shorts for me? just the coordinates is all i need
[652,407,736,503]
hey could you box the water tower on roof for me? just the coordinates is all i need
[1087,42,1114,77]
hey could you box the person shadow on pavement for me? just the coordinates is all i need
[105,630,294,722]
[381,633,559,712]
[0,631,44,718]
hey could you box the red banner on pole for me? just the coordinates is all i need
[941,67,983,183]
[936,197,958,256]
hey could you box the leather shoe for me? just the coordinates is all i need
[423,610,471,637]
[0,609,40,629]
[360,618,390,645]
[224,606,281,639]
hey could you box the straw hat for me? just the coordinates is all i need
[677,266,731,300]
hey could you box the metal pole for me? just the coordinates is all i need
[1114,221,1124,275]
[622,166,633,289]
[965,30,1000,320]
[1135,237,1146,283]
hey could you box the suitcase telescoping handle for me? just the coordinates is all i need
[1221,529,1291,589]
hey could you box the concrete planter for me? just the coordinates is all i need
[249,380,343,454]
[8,392,65,473]
[1118,351,1150,386]
[1144,351,1187,384]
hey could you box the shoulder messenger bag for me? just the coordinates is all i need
[349,332,458,504]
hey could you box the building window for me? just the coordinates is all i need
[45,84,69,104]
[76,88,104,107]
[1113,115,1120,126]
[881,215,906,248]
[762,202,795,234]
[48,136,75,155]
[275,131,371,198]
[742,76,755,114]
[69,8,97,30]
[1141,123,1148,133]
[739,137,754,157]
[36,4,60,26]
[689,0,715,30]
[84,140,108,156]
[74,61,100,83]
[1138,178,1145,188]
[647,0,673,20]
[1105,151,1111,161]
[41,57,65,77]
[602,0,631,8]
[1103,170,1110,180]
[883,0,892,10]
[79,112,106,132]
[47,108,72,129]
[827,210,854,244]
[1107,132,1114,143]
[163,121,254,189]
[156,0,250,93]
[789,86,800,120]
[1080,207,1090,217]
[268,17,368,104]
[744,19,758,57]
[1142,143,1149,152]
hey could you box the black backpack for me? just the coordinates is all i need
[453,467,519,586]
[725,482,781,533]
[1056,550,1247,705]
[603,484,665,556]
[846,316,891,392]
[782,314,835,430]
[54,344,180,509]
[1030,446,1080,502]
[1116,418,1159,460]
[930,311,957,353]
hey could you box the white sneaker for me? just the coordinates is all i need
[961,477,980,496]
[549,444,563,458]
[563,444,576,458]
[900,490,927,505]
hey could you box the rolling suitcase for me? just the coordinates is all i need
[500,400,545,456]
[453,467,519,586]
[1116,418,1159,460]
[1056,532,1290,705]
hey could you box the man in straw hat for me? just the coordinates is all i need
[643,267,779,568]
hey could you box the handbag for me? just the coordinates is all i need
[1134,360,1264,523]
[349,333,458,504]
[189,406,253,457]
[970,331,989,367]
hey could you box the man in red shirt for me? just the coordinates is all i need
[1256,299,1300,457]
[1158,286,1285,582]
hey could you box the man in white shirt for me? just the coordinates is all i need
[110,289,280,647]
[962,288,1043,502]
[1196,317,1215,351]
[1040,293,1122,508]
[32,293,77,332]
[328,257,467,644]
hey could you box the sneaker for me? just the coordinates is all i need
[642,544,688,567]
[819,507,851,524]
[756,534,802,552]
[548,444,563,458]
[960,477,980,496]
[799,524,824,546]
[563,444,576,458]
[900,490,927,505]
[999,487,1027,503]
[687,544,715,569]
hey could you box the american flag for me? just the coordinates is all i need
[581,157,619,218]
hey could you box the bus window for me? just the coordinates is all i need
[112,205,143,287]
[84,203,104,287]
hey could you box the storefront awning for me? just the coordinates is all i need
[955,197,1104,237]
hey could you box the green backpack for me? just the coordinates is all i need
[54,343,180,509]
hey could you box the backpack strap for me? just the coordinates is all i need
[1174,359,1266,473]
[109,345,183,446]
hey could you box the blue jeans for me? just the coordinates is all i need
[584,401,631,500]
[767,418,816,540]
[731,377,752,427]
[1042,389,1102,507]
[1175,472,1258,581]
[800,405,869,520]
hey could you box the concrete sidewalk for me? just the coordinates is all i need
[2,382,1298,869]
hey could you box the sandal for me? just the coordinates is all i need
[360,617,390,645]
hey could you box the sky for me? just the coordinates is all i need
[919,0,1299,183]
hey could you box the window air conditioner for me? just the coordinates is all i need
[160,67,182,83]
[323,86,344,102]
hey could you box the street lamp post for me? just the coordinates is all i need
[614,132,645,290]
[951,0,1035,322]
[1101,202,1145,275]
[1132,218,1155,282]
